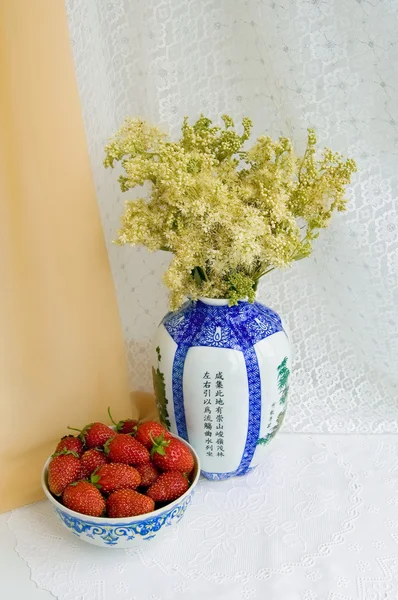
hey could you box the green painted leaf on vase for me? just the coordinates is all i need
[257,355,290,445]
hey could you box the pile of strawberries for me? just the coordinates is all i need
[47,409,195,518]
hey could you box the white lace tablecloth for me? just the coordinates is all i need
[6,433,398,599]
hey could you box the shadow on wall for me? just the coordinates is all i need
[130,389,158,422]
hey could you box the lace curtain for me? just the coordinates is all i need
[66,0,398,433]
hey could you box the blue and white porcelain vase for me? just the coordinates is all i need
[152,297,291,481]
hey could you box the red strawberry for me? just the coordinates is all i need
[135,421,172,449]
[68,422,113,449]
[136,462,159,488]
[47,451,81,496]
[104,434,149,466]
[63,481,105,517]
[79,449,108,479]
[118,420,139,434]
[108,406,139,434]
[107,489,154,518]
[147,471,189,503]
[55,435,84,457]
[92,463,141,494]
[151,437,194,474]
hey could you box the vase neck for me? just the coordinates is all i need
[198,297,230,306]
[198,297,251,306]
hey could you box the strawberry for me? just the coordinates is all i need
[117,420,139,435]
[107,489,154,518]
[136,462,159,488]
[68,422,113,449]
[47,451,81,496]
[79,449,108,479]
[55,435,84,457]
[135,421,172,449]
[151,436,194,474]
[108,406,139,434]
[147,471,189,503]
[63,481,105,517]
[104,434,149,466]
[92,463,141,494]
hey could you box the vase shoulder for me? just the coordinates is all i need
[162,298,284,349]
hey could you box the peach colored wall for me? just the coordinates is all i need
[0,0,131,512]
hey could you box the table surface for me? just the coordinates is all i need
[3,433,398,600]
[0,512,53,600]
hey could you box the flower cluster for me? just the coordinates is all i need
[105,115,356,309]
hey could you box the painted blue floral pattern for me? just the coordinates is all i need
[164,300,283,349]
[55,494,192,546]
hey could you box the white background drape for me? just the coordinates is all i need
[66,0,398,433]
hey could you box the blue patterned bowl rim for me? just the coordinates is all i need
[41,431,201,524]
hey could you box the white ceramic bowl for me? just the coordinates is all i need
[42,433,200,548]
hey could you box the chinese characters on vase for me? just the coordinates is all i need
[203,371,225,459]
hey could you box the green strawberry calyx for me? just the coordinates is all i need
[103,436,116,456]
[67,481,83,488]
[67,423,93,443]
[90,467,102,489]
[108,406,139,433]
[107,406,123,431]
[150,433,170,458]
[51,449,79,459]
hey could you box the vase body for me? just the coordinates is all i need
[152,298,291,481]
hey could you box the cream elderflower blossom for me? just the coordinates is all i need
[105,115,356,310]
